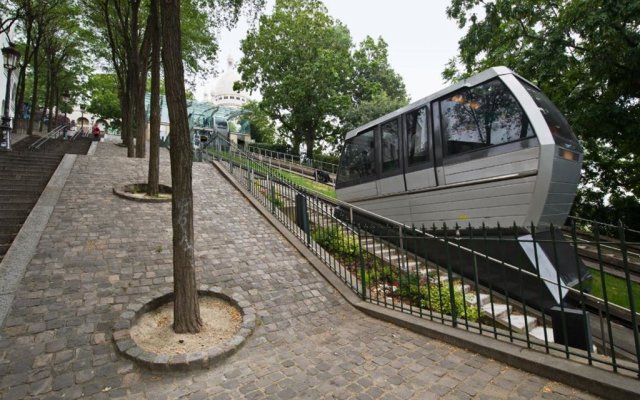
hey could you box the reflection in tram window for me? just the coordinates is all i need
[381,119,399,172]
[337,129,376,183]
[440,79,534,156]
[406,107,429,165]
[520,81,580,149]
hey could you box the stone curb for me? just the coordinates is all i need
[0,154,78,332]
[112,287,256,371]
[112,183,172,203]
[211,160,640,400]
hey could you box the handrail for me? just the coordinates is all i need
[29,124,66,151]
[212,141,640,377]
[246,144,339,175]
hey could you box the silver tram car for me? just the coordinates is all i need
[336,67,589,310]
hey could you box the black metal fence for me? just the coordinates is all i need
[204,145,640,379]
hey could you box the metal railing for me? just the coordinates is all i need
[205,143,640,379]
[29,124,67,150]
[246,144,339,176]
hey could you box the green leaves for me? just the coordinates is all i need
[447,0,640,224]
[236,0,353,156]
[236,0,408,156]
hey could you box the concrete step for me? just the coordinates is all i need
[0,223,22,235]
[0,215,26,227]
[0,158,60,167]
[482,303,511,319]
[0,188,43,196]
[0,208,30,219]
[0,177,50,190]
[498,313,538,333]
[0,194,39,203]
[464,292,491,307]
[530,326,554,342]
[0,232,17,244]
[0,173,53,181]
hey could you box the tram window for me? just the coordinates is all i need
[440,79,533,156]
[381,120,400,172]
[337,129,376,183]
[406,107,429,165]
[520,81,580,149]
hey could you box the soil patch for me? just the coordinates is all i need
[130,297,242,355]
[113,183,172,202]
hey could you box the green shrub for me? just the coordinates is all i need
[312,226,360,262]
[420,283,479,322]
[363,261,396,286]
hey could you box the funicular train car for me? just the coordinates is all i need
[336,67,590,312]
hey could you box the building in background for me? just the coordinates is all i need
[146,55,254,148]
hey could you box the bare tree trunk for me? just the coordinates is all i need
[305,129,314,160]
[120,93,133,149]
[14,21,32,130]
[27,47,40,136]
[147,0,161,197]
[161,0,201,333]
[129,0,141,158]
[39,71,50,133]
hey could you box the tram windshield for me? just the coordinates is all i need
[337,129,376,184]
[521,82,581,150]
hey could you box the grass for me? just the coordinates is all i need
[210,149,336,199]
[588,267,640,312]
[277,170,336,198]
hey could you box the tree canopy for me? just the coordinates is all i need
[236,0,352,158]
[236,0,408,157]
[445,0,640,226]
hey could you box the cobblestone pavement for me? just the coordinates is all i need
[0,143,601,399]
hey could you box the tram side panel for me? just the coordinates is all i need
[540,152,582,226]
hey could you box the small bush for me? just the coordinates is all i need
[421,283,479,322]
[312,226,360,262]
[363,261,396,287]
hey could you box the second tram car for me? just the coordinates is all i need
[336,67,589,310]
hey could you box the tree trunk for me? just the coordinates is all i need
[135,14,153,159]
[39,71,50,133]
[26,47,40,136]
[147,0,161,197]
[305,129,314,159]
[161,0,201,333]
[120,92,132,148]
[14,21,32,130]
[129,0,141,158]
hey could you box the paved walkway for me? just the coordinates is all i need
[0,143,600,399]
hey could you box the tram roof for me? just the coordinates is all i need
[344,66,537,141]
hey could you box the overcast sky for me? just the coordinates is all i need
[195,0,464,102]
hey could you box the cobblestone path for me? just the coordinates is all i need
[0,144,600,399]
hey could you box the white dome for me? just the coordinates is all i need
[211,55,250,107]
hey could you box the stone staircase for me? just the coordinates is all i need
[360,235,554,342]
[0,136,92,263]
[262,179,555,343]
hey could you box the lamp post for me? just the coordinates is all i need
[1,42,20,151]
[79,103,86,134]
[62,89,70,138]
[61,89,70,122]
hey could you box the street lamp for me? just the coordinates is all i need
[1,42,21,151]
[62,89,70,138]
[80,103,86,133]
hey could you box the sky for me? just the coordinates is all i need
[195,0,465,103]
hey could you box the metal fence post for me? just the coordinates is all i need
[443,223,457,327]
[618,220,640,374]
[357,227,367,300]
[295,193,310,244]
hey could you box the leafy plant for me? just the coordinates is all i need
[312,226,361,262]
[421,283,479,322]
